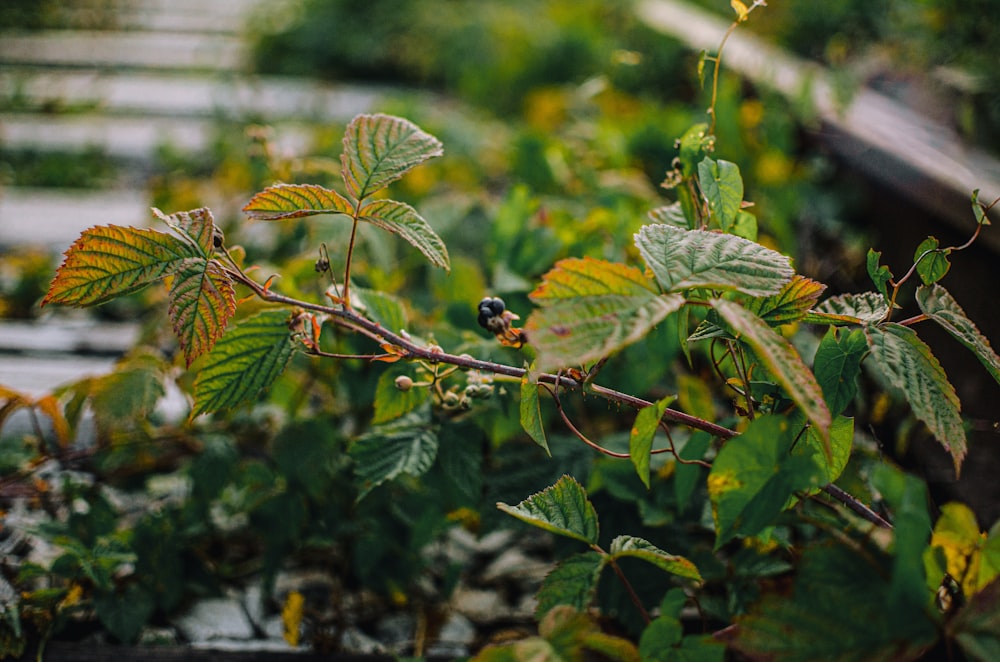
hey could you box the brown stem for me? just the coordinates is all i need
[226,268,892,529]
[602,552,652,625]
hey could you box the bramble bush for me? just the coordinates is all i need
[5,3,1000,660]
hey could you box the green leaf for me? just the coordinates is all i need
[731,209,758,242]
[535,552,605,618]
[629,395,676,488]
[353,286,408,333]
[358,199,449,270]
[814,326,867,415]
[341,113,443,200]
[242,183,355,220]
[697,157,743,231]
[90,367,164,427]
[747,274,827,326]
[93,585,155,644]
[168,259,236,366]
[805,291,889,325]
[865,323,966,473]
[730,543,937,661]
[675,123,712,177]
[635,224,793,296]
[674,432,711,514]
[608,535,702,581]
[917,284,1000,386]
[707,416,825,548]
[526,257,685,371]
[372,368,428,424]
[867,248,894,301]
[953,578,1000,660]
[914,236,951,285]
[971,189,991,226]
[519,375,551,456]
[497,475,599,545]
[871,465,933,631]
[647,203,688,228]
[43,225,199,307]
[350,410,438,499]
[794,415,854,485]
[711,298,832,441]
[154,206,216,255]
[192,309,298,417]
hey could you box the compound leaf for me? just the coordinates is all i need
[168,259,236,366]
[43,225,198,307]
[535,552,605,618]
[526,257,684,371]
[707,416,825,548]
[358,199,449,270]
[629,395,677,489]
[865,323,966,473]
[917,284,1000,387]
[609,535,701,581]
[341,113,443,200]
[697,157,743,231]
[243,183,355,220]
[497,475,599,545]
[712,298,832,442]
[351,411,438,499]
[192,309,298,417]
[635,224,793,296]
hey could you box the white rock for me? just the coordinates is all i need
[340,626,385,655]
[480,548,551,589]
[427,612,476,658]
[174,597,255,642]
[451,586,508,624]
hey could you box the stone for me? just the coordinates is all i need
[479,548,551,590]
[451,585,508,625]
[427,612,477,658]
[375,612,415,654]
[340,626,385,655]
[173,597,255,643]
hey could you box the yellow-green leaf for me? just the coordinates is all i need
[731,0,750,21]
[747,275,827,325]
[805,291,889,325]
[914,236,951,285]
[609,535,702,581]
[154,207,216,255]
[698,157,743,231]
[526,257,684,371]
[341,113,443,200]
[242,183,355,220]
[358,199,449,270]
[43,225,199,307]
[168,259,236,366]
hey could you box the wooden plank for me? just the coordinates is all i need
[0,32,248,72]
[636,0,1000,253]
[0,69,384,122]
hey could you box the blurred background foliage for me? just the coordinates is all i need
[2,0,999,651]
